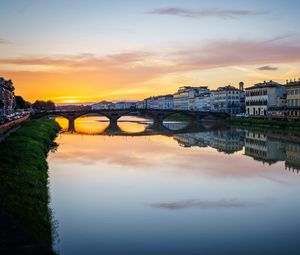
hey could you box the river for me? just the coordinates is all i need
[48,116,300,255]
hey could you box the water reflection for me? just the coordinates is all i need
[55,117,300,172]
[49,117,300,255]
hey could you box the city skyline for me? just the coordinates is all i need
[1,0,300,103]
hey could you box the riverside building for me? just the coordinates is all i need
[91,101,114,110]
[286,79,300,117]
[0,77,15,116]
[245,81,286,116]
[210,85,244,114]
[173,86,209,110]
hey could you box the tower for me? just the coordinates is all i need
[239,82,244,91]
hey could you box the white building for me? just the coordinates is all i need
[144,97,158,109]
[157,95,173,110]
[114,101,137,109]
[210,85,244,114]
[245,81,286,116]
[136,101,145,109]
[174,86,209,110]
[194,93,211,111]
[91,101,114,110]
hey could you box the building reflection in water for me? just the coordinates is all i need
[285,142,300,173]
[55,116,300,173]
[173,128,245,154]
[244,131,286,165]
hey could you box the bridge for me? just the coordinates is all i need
[35,109,230,131]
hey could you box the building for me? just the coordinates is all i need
[157,95,173,110]
[174,86,209,110]
[194,92,211,111]
[114,101,137,110]
[144,97,158,109]
[0,77,15,116]
[286,79,300,117]
[245,80,286,116]
[91,101,114,110]
[136,101,145,109]
[211,85,244,114]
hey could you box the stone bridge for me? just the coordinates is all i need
[35,109,230,131]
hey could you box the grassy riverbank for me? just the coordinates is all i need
[0,118,60,252]
[230,117,300,136]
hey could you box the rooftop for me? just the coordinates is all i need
[245,80,282,90]
[216,85,240,91]
[285,79,300,87]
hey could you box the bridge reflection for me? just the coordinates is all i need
[56,117,300,173]
[63,117,224,137]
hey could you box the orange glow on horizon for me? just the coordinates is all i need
[2,62,300,104]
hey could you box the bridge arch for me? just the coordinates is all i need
[41,113,72,131]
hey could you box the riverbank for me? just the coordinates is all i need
[230,117,300,136]
[0,118,60,254]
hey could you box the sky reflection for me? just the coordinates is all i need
[48,118,300,255]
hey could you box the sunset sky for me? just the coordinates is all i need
[1,0,300,103]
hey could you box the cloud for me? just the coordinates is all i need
[170,39,300,71]
[1,37,300,97]
[2,38,300,73]
[146,7,270,19]
[0,52,152,68]
[151,199,264,210]
[257,65,278,71]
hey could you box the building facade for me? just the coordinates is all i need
[286,79,300,117]
[0,77,15,116]
[144,97,158,109]
[91,101,114,110]
[245,81,286,116]
[211,85,244,114]
[157,95,173,110]
[136,101,145,109]
[194,92,211,111]
[114,101,137,109]
[174,86,209,110]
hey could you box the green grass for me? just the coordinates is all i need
[0,118,60,248]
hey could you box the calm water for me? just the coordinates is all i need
[48,117,300,255]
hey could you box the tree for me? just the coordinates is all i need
[15,96,26,109]
[46,100,55,110]
[32,100,56,111]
